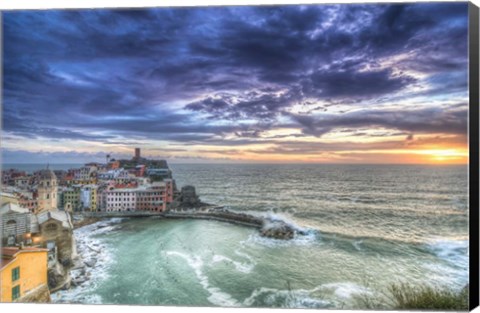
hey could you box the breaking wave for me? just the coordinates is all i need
[243,282,372,309]
[166,251,241,307]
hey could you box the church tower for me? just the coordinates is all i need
[37,169,58,213]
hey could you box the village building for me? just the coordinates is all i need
[0,247,50,302]
[0,202,38,246]
[80,184,98,211]
[61,186,81,212]
[14,176,31,188]
[16,192,38,213]
[103,181,173,212]
[35,210,75,266]
[105,187,137,212]
[72,165,98,182]
[1,169,27,186]
[1,192,19,206]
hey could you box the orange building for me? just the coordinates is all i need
[0,247,49,302]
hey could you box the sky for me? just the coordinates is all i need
[1,3,470,164]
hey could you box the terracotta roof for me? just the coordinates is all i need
[2,247,20,257]
[1,247,48,270]
[1,257,13,268]
[2,247,48,257]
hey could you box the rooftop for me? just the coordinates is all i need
[1,247,49,269]
[0,202,30,215]
[38,169,57,180]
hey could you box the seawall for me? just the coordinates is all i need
[77,208,301,240]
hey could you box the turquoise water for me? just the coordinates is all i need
[46,164,468,308]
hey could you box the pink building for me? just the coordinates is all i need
[105,189,137,212]
[104,182,169,212]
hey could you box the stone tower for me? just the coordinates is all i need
[37,169,58,213]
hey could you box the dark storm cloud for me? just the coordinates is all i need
[289,106,468,137]
[302,68,415,99]
[185,89,302,120]
[2,3,469,147]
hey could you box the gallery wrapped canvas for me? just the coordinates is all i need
[0,1,478,311]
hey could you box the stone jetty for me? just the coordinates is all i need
[162,207,305,240]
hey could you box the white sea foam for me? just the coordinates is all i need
[243,229,318,248]
[234,249,256,264]
[422,238,469,288]
[352,240,363,251]
[317,282,372,299]
[51,218,119,304]
[426,238,468,268]
[211,254,254,273]
[243,281,370,309]
[166,251,240,307]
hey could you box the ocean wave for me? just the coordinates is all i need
[234,249,256,264]
[243,281,371,309]
[352,240,363,251]
[166,251,240,307]
[243,286,331,308]
[211,254,254,274]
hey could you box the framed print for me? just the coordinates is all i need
[1,1,479,311]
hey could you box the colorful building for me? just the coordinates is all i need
[80,185,98,211]
[0,247,49,302]
[16,193,37,213]
[104,182,169,212]
[61,186,81,211]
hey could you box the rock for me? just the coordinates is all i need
[48,262,68,290]
[260,221,296,239]
[84,259,97,267]
[61,258,72,267]
[73,277,87,286]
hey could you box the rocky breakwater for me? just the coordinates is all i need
[168,185,306,240]
[260,216,308,240]
[165,207,306,240]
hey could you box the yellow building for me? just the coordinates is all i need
[0,247,49,302]
[70,178,97,186]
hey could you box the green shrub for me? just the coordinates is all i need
[387,283,468,310]
[354,282,468,310]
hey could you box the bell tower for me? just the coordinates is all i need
[37,169,58,213]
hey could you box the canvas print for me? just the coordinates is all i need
[0,2,474,310]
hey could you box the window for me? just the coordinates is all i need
[12,285,20,300]
[12,267,20,281]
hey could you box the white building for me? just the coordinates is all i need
[97,168,132,180]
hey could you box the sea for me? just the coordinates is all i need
[3,163,469,308]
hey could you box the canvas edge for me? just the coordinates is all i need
[469,1,480,311]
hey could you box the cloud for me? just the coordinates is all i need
[288,105,468,137]
[302,68,415,99]
[185,89,301,120]
[1,3,469,162]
